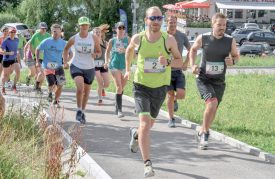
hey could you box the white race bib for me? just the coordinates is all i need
[144,58,165,73]
[206,62,224,75]
[76,44,92,54]
[47,62,58,69]
[95,60,104,67]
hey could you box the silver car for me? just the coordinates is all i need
[232,28,261,45]
[3,23,31,40]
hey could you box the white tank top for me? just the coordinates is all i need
[72,33,95,69]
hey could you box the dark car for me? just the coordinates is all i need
[232,28,261,45]
[247,31,275,46]
[239,42,273,57]
[225,20,236,35]
[268,23,275,33]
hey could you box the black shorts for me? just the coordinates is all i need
[46,67,66,86]
[0,54,3,63]
[3,59,17,68]
[133,83,167,119]
[196,77,226,104]
[95,67,108,73]
[70,64,95,85]
[167,70,185,91]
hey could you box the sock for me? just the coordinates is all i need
[144,159,151,164]
[116,93,122,112]
[35,81,40,89]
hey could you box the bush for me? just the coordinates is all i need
[187,21,211,28]
[0,13,20,28]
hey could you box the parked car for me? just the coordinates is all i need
[225,20,236,35]
[247,31,275,46]
[232,28,261,45]
[239,42,273,57]
[268,23,275,33]
[241,23,260,29]
[3,23,31,40]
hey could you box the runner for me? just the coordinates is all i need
[93,27,110,104]
[29,22,51,94]
[105,22,130,118]
[189,13,239,149]
[24,40,37,86]
[0,26,9,80]
[63,16,101,124]
[36,24,72,106]
[17,32,27,61]
[125,6,183,177]
[0,28,19,94]
[166,16,190,128]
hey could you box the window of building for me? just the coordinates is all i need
[235,10,243,18]
[227,10,233,18]
[258,10,266,18]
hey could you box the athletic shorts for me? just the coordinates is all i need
[95,66,108,73]
[167,70,186,91]
[0,54,3,63]
[70,64,95,85]
[133,83,167,119]
[26,58,36,67]
[46,67,66,86]
[196,77,226,104]
[3,59,17,68]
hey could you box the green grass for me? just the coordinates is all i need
[235,56,275,67]
[18,68,275,155]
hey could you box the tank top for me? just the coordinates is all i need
[134,31,171,88]
[199,32,232,83]
[109,37,128,70]
[94,40,107,68]
[71,33,95,69]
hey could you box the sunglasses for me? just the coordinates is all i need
[147,16,163,21]
[118,26,125,30]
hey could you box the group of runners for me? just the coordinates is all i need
[0,5,239,177]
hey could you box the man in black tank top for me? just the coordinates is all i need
[190,13,239,150]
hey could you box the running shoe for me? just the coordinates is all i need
[129,128,139,153]
[144,160,155,178]
[168,118,176,128]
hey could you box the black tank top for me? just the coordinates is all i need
[199,32,232,83]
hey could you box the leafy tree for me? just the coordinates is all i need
[0,0,22,12]
[0,13,20,28]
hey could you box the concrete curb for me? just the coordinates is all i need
[43,109,112,179]
[119,93,275,164]
[5,95,112,179]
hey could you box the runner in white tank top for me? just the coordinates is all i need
[63,16,101,124]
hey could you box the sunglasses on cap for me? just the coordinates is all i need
[118,26,125,30]
[147,16,163,21]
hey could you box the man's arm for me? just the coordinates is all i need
[124,34,140,80]
[167,35,183,68]
[225,38,239,66]
[104,39,113,65]
[63,37,74,68]
[189,34,202,74]
[182,33,191,70]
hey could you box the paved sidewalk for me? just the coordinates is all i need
[4,86,275,179]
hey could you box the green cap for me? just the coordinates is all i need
[78,16,90,25]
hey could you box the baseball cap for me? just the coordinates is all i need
[115,22,125,28]
[78,16,90,25]
[8,28,16,33]
[38,22,48,29]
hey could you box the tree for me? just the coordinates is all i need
[0,0,21,12]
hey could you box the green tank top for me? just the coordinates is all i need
[134,31,171,88]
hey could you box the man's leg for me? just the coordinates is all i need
[12,63,21,90]
[201,98,218,133]
[1,64,11,94]
[167,90,176,127]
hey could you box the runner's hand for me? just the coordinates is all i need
[124,71,131,81]
[225,56,234,66]
[103,62,108,69]
[158,52,167,66]
[191,65,200,74]
[63,62,69,69]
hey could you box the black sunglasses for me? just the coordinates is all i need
[147,16,163,21]
[118,26,125,30]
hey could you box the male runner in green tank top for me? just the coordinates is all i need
[125,6,183,177]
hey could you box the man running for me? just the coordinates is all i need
[0,28,19,94]
[36,24,72,106]
[166,15,190,128]
[125,6,183,177]
[190,13,239,149]
[29,22,51,93]
[63,16,101,124]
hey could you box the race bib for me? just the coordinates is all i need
[206,62,224,75]
[144,58,165,73]
[76,44,92,54]
[95,60,104,67]
[47,62,58,69]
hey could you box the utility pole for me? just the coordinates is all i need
[131,0,139,35]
